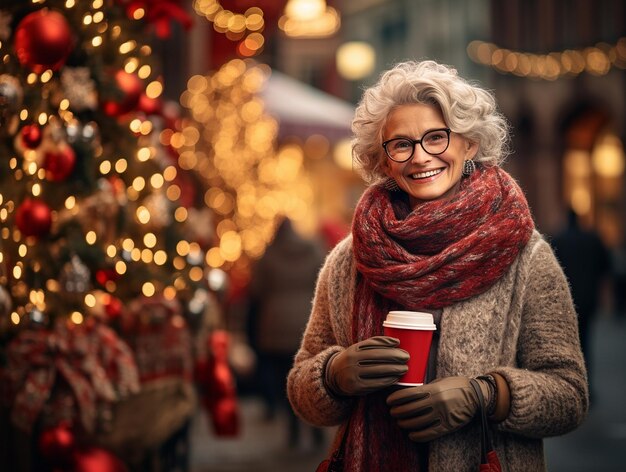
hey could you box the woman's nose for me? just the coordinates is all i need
[410,146,433,165]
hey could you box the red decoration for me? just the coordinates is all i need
[39,423,76,468]
[172,170,196,208]
[117,0,193,38]
[6,320,139,434]
[13,9,74,73]
[102,71,143,117]
[15,197,52,238]
[104,296,123,320]
[43,147,76,181]
[196,330,240,437]
[40,428,128,472]
[138,93,163,116]
[161,100,183,132]
[71,447,128,472]
[95,268,118,286]
[21,124,43,149]
[122,297,193,382]
[319,218,350,250]
[107,175,127,199]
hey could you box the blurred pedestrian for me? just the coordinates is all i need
[248,217,325,449]
[552,207,611,399]
[287,60,588,471]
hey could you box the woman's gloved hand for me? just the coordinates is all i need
[386,376,492,442]
[324,336,409,397]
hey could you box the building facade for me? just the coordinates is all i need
[335,0,626,246]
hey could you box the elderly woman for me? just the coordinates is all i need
[287,60,588,471]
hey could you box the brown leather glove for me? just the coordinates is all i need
[386,376,492,442]
[324,336,409,397]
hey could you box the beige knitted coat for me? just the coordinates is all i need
[287,230,588,471]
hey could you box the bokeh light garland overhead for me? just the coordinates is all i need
[467,37,626,80]
[192,0,266,57]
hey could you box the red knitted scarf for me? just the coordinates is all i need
[344,166,535,471]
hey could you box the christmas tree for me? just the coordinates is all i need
[0,0,205,330]
[0,1,224,470]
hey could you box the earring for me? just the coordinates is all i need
[382,178,400,192]
[462,159,476,177]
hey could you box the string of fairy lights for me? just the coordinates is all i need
[467,37,626,80]
[192,0,266,57]
[192,0,341,56]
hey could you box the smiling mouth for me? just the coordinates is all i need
[410,168,443,179]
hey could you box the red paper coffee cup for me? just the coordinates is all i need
[383,311,436,386]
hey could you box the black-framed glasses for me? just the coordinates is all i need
[382,128,451,162]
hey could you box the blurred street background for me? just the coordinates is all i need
[1,0,626,471]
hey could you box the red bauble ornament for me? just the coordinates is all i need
[15,198,52,238]
[102,71,143,117]
[71,447,128,472]
[39,423,76,467]
[21,124,43,149]
[172,170,196,208]
[13,9,74,73]
[104,295,123,320]
[138,93,162,116]
[95,268,118,286]
[43,147,76,181]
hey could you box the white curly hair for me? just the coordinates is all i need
[351,60,510,184]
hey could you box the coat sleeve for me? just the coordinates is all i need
[286,238,355,427]
[492,237,589,438]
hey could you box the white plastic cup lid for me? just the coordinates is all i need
[383,311,436,330]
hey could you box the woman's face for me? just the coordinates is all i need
[381,103,478,208]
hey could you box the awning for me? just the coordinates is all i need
[261,70,355,141]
